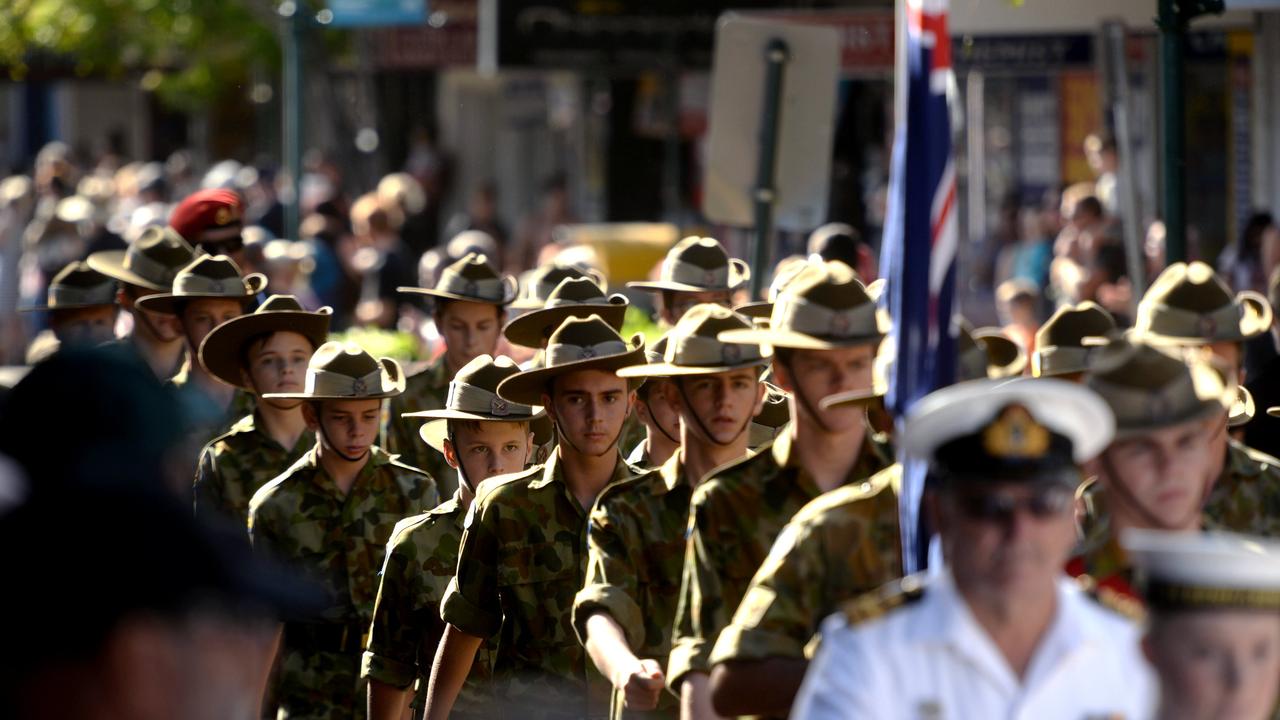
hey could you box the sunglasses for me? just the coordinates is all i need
[954,484,1073,523]
[198,235,245,256]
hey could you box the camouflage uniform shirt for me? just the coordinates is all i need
[360,491,496,716]
[1203,438,1280,537]
[710,464,903,669]
[193,411,313,527]
[384,354,458,498]
[666,430,891,690]
[441,451,636,719]
[573,452,693,719]
[248,445,439,720]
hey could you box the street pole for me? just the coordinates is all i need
[281,0,305,241]
[750,39,789,300]
[1157,0,1223,264]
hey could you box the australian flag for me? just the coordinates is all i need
[879,0,958,574]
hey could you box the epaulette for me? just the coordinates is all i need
[1074,574,1147,623]
[1232,441,1280,479]
[207,413,256,444]
[386,455,433,477]
[790,464,900,525]
[389,511,434,544]
[838,573,928,626]
[474,464,543,502]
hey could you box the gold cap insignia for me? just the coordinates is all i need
[982,405,1050,459]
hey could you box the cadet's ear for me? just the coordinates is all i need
[524,431,536,464]
[300,402,320,431]
[442,437,460,470]
[752,378,767,416]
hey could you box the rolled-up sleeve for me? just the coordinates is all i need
[440,500,502,639]
[361,532,419,688]
[572,500,644,647]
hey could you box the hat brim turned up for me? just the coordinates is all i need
[397,276,518,306]
[411,405,547,452]
[134,274,268,315]
[85,250,170,292]
[263,357,406,401]
[503,300,628,349]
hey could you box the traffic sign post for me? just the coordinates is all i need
[703,16,840,299]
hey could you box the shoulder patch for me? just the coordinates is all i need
[791,464,901,525]
[1075,574,1147,623]
[839,574,928,626]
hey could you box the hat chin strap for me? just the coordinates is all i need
[552,414,627,459]
[675,379,751,448]
[777,356,833,434]
[315,409,370,464]
[446,429,475,494]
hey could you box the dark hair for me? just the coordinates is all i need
[1241,212,1275,254]
[433,298,503,324]
[1074,196,1103,220]
[445,418,530,441]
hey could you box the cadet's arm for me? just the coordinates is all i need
[678,673,725,720]
[367,680,412,720]
[584,612,665,711]
[423,624,482,720]
[257,624,283,717]
[709,657,806,717]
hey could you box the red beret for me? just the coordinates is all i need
[169,189,244,242]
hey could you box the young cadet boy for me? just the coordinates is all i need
[572,304,768,718]
[362,355,541,720]
[428,315,646,719]
[19,260,118,358]
[1031,301,1117,379]
[625,333,682,469]
[136,254,266,444]
[1125,529,1280,720]
[1132,261,1280,537]
[193,295,332,527]
[86,225,195,378]
[249,342,439,720]
[662,261,893,718]
[503,276,630,351]
[707,323,1027,717]
[386,252,517,498]
[628,236,747,325]
[1069,336,1235,600]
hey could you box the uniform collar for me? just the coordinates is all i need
[528,448,632,490]
[655,451,685,495]
[770,428,891,486]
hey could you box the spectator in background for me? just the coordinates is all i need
[244,164,284,239]
[445,182,509,269]
[1085,133,1119,217]
[509,173,574,274]
[378,172,432,258]
[342,193,416,329]
[995,279,1039,356]
[1220,212,1276,296]
[299,212,348,326]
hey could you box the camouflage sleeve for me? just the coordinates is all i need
[361,529,420,688]
[440,497,503,639]
[666,497,722,689]
[572,495,644,648]
[710,522,816,665]
[192,442,224,522]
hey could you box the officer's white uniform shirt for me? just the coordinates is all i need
[791,571,1156,720]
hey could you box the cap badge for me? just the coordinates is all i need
[982,405,1050,459]
[350,377,368,395]
[491,397,510,416]
[1198,314,1218,338]
[579,345,596,359]
[722,344,741,364]
[463,279,479,297]
[830,313,851,337]
[215,207,232,226]
[703,270,718,287]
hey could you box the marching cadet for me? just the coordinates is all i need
[249,341,439,720]
[1031,301,1116,379]
[363,355,541,720]
[628,236,747,325]
[792,379,1155,719]
[386,252,517,498]
[625,333,682,469]
[572,305,768,718]
[1069,337,1235,598]
[193,295,332,526]
[664,262,892,719]
[1132,261,1280,536]
[86,225,195,378]
[428,315,645,719]
[708,323,1026,717]
[136,254,264,444]
[510,261,607,316]
[19,260,118,358]
[1124,529,1280,720]
[169,187,249,265]
[503,276,629,351]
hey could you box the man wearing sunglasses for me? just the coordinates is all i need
[793,378,1155,719]
[170,188,248,267]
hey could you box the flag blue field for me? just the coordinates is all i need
[879,0,958,574]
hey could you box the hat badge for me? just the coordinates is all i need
[463,279,479,297]
[491,397,510,416]
[982,405,1050,459]
[703,270,718,287]
[350,377,368,395]
[722,343,741,363]
[830,313,851,337]
[215,207,231,226]
[579,345,596,359]
[1198,314,1218,338]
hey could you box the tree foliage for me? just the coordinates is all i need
[0,0,281,111]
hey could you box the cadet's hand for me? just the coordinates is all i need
[616,658,665,710]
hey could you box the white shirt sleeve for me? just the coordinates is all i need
[790,616,887,720]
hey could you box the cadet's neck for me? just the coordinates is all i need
[959,576,1058,681]
[790,412,868,493]
[256,401,309,450]
[681,426,749,489]
[646,429,680,469]
[130,324,184,379]
[315,443,370,495]
[557,443,618,511]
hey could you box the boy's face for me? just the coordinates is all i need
[305,398,382,461]
[773,345,875,432]
[437,300,502,373]
[667,367,765,446]
[661,290,731,325]
[1146,610,1280,720]
[121,286,182,342]
[444,421,533,486]
[242,331,313,406]
[181,298,245,350]
[543,368,634,458]
[49,305,118,346]
[1094,415,1219,530]
[636,379,682,442]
